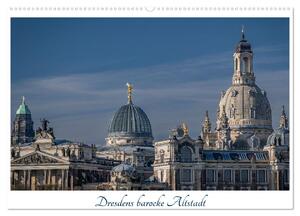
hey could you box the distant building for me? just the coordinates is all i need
[11,96,34,146]
[11,118,119,190]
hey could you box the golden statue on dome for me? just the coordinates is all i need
[126,82,133,103]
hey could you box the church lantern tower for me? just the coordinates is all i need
[12,96,34,145]
[232,27,255,86]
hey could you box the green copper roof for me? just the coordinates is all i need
[16,96,31,115]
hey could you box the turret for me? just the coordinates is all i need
[11,96,34,145]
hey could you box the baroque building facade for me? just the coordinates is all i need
[11,99,120,190]
[153,113,289,190]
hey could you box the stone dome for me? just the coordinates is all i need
[112,163,136,173]
[111,163,138,181]
[219,84,272,128]
[108,103,153,138]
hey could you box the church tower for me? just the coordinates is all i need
[216,106,232,150]
[279,105,288,129]
[202,110,211,134]
[217,27,273,149]
[11,96,34,145]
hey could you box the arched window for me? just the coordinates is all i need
[235,58,238,70]
[181,146,192,162]
[242,57,249,73]
[250,107,256,119]
[160,152,164,163]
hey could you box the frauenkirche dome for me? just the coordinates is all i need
[217,28,273,149]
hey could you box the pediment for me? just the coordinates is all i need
[11,151,67,165]
[35,131,54,140]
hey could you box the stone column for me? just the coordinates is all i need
[171,168,176,190]
[10,171,14,189]
[23,170,27,190]
[61,169,64,190]
[196,170,202,190]
[27,170,31,190]
[65,170,69,190]
[47,170,51,185]
[276,170,280,190]
[44,170,47,186]
[51,170,56,189]
[70,170,74,190]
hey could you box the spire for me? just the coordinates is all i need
[216,106,231,150]
[12,96,34,145]
[218,106,229,129]
[202,110,211,133]
[279,105,288,129]
[126,82,133,104]
[16,96,31,115]
[241,25,245,40]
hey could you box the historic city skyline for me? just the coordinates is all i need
[11,18,290,191]
[11,18,289,145]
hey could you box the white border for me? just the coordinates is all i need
[0,0,296,213]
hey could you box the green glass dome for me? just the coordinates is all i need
[108,102,153,138]
[16,96,31,115]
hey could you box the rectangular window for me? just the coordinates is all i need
[206,169,215,183]
[283,169,289,183]
[240,170,249,183]
[257,170,266,183]
[181,169,192,183]
[224,169,232,183]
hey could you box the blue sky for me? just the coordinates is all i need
[11,18,289,145]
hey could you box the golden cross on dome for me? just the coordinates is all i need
[126,82,133,103]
